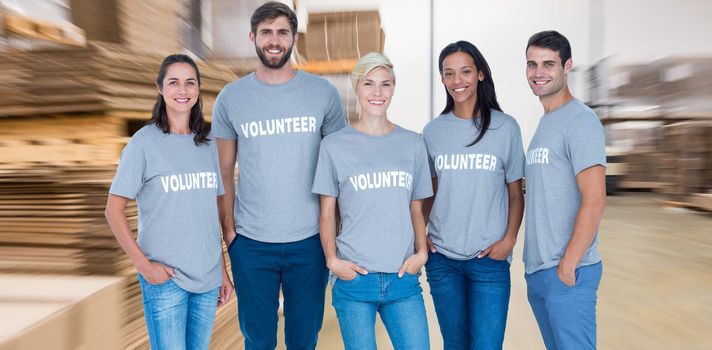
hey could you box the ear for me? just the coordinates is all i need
[249,31,256,44]
[293,32,299,45]
[156,83,162,94]
[563,58,573,75]
[478,71,485,82]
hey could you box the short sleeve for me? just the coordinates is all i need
[109,138,146,199]
[320,85,346,136]
[505,121,525,183]
[211,89,238,140]
[311,142,339,197]
[422,124,438,178]
[411,139,434,200]
[566,112,607,175]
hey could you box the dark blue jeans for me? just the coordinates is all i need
[425,252,511,350]
[228,233,328,350]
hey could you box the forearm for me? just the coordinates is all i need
[319,196,338,265]
[563,165,607,267]
[562,197,605,266]
[218,172,236,242]
[105,203,150,272]
[504,180,524,240]
[422,178,438,223]
[410,200,428,255]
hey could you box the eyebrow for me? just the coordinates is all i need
[167,77,196,80]
[362,79,392,83]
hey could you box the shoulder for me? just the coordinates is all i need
[568,100,603,128]
[321,127,351,147]
[395,126,426,148]
[423,114,448,135]
[220,74,254,94]
[298,71,337,90]
[130,124,162,143]
[490,110,521,133]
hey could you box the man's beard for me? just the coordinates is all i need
[256,43,294,69]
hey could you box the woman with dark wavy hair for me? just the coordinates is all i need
[105,54,233,349]
[422,41,525,349]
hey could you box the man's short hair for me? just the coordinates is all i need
[251,1,298,35]
[526,30,572,67]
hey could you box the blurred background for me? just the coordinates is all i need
[0,0,710,349]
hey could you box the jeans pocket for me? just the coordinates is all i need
[551,267,575,289]
[227,234,238,251]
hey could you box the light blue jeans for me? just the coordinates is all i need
[138,274,220,350]
[331,272,430,350]
[525,262,602,350]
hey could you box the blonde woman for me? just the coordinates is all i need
[312,52,432,350]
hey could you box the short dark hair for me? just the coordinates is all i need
[251,1,298,35]
[526,30,571,67]
[151,54,210,145]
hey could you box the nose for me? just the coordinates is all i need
[374,85,383,96]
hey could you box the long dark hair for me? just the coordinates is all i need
[150,54,210,145]
[438,41,501,146]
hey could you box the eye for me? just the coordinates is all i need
[545,62,555,68]
[382,82,391,87]
[527,62,536,68]
[443,72,453,77]
[462,69,472,75]
[168,81,178,85]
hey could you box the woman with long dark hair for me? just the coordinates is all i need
[423,41,525,349]
[105,54,233,349]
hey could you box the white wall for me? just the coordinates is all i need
[432,0,593,147]
[601,0,712,64]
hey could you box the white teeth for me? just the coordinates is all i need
[175,98,190,103]
[453,87,466,93]
[533,81,548,85]
[267,49,280,54]
[368,100,384,105]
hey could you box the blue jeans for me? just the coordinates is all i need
[525,262,602,350]
[331,272,430,350]
[138,274,219,350]
[425,252,511,350]
[228,233,328,350]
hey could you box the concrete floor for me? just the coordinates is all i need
[275,193,712,349]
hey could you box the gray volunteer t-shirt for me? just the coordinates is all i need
[424,110,525,260]
[524,99,606,274]
[312,125,433,273]
[109,124,225,293]
[212,71,345,243]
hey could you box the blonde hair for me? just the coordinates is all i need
[350,52,395,91]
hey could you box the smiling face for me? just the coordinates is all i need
[158,62,199,116]
[250,16,296,69]
[441,51,484,106]
[356,67,395,118]
[526,45,572,98]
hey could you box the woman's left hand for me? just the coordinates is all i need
[218,271,234,307]
[398,251,428,277]
[478,236,516,261]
